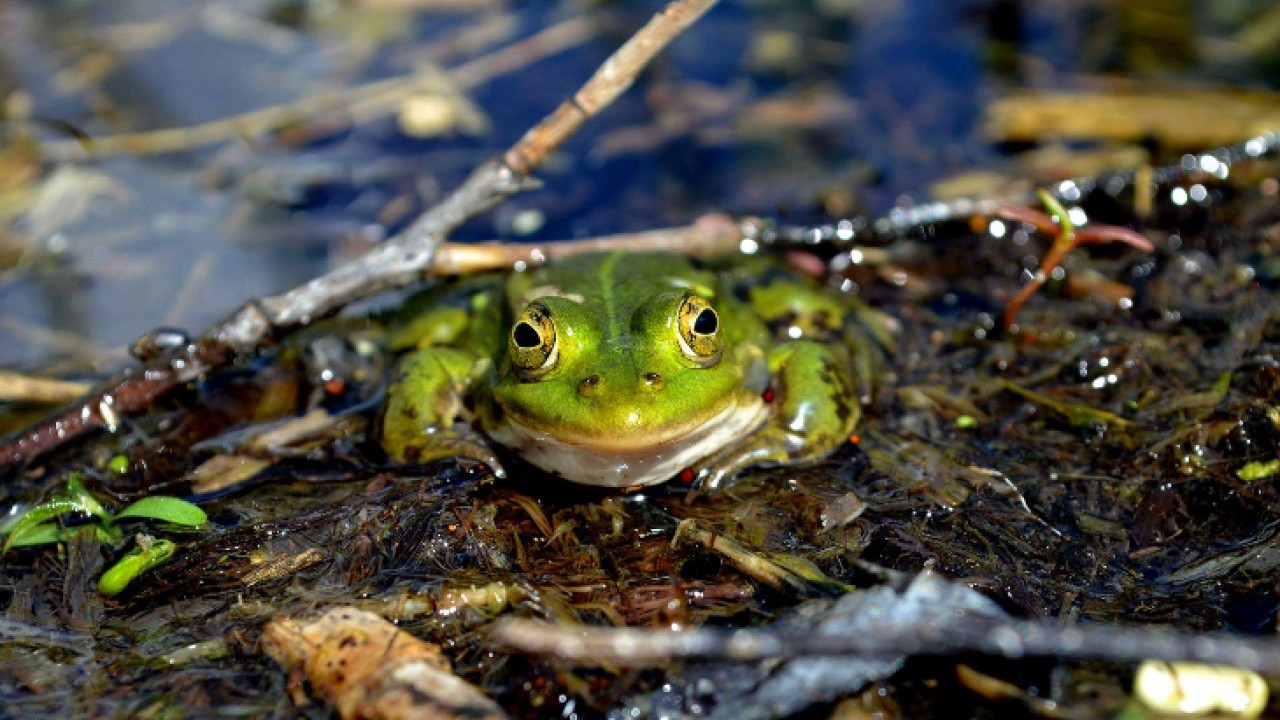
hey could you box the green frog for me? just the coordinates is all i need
[379,251,868,491]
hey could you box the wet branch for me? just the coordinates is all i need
[0,0,722,472]
[430,213,744,275]
[492,611,1280,675]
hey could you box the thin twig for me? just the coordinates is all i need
[1,0,722,472]
[430,213,743,275]
[0,370,91,404]
[206,0,721,346]
[490,616,1280,675]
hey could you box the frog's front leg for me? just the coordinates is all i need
[380,347,506,477]
[696,340,858,493]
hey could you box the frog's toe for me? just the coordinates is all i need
[393,423,506,478]
[439,427,507,478]
[692,438,794,495]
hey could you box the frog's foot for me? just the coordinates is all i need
[394,423,507,479]
[691,429,799,494]
[693,340,860,496]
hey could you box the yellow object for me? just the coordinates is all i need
[1134,661,1268,718]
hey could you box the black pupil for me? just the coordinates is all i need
[513,322,542,348]
[693,308,718,335]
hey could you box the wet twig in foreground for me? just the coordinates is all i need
[492,600,1280,675]
[0,0,722,472]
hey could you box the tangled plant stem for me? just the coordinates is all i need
[999,190,1154,331]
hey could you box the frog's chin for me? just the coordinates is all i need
[486,396,769,488]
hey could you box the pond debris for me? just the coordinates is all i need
[1235,458,1280,482]
[504,573,1008,720]
[954,664,1070,718]
[35,16,595,162]
[263,607,507,720]
[362,582,522,622]
[986,89,1280,148]
[1133,661,1268,718]
[0,370,90,405]
[671,519,846,597]
[998,190,1154,330]
[155,638,228,668]
[17,165,131,242]
[241,547,326,588]
[1157,521,1280,588]
[995,379,1131,429]
[817,491,864,532]
[184,454,273,495]
[493,572,1280,674]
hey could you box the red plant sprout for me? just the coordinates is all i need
[998,190,1154,330]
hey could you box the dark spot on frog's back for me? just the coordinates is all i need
[579,374,600,396]
[643,372,664,390]
[821,360,855,424]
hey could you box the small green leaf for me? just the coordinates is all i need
[955,415,978,430]
[1038,188,1074,241]
[1210,370,1234,398]
[113,497,207,527]
[65,473,111,524]
[107,455,130,474]
[3,474,111,552]
[997,380,1130,429]
[98,539,176,597]
[0,508,29,535]
[2,497,90,535]
[1237,459,1280,482]
[6,522,66,548]
[96,525,124,544]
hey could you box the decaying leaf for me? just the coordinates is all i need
[262,607,507,720]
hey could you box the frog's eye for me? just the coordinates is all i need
[677,295,722,366]
[510,304,558,377]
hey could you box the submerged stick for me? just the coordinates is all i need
[0,0,722,472]
[38,16,598,161]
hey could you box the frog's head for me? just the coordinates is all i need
[486,290,766,487]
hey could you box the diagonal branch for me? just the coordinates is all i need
[1,0,723,473]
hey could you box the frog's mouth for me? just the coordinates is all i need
[486,395,769,488]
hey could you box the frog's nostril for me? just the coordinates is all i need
[578,374,601,396]
[643,372,664,390]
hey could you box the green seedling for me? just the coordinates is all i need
[1,473,207,595]
[1237,459,1280,482]
[98,538,177,597]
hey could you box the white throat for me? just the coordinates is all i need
[487,396,768,487]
